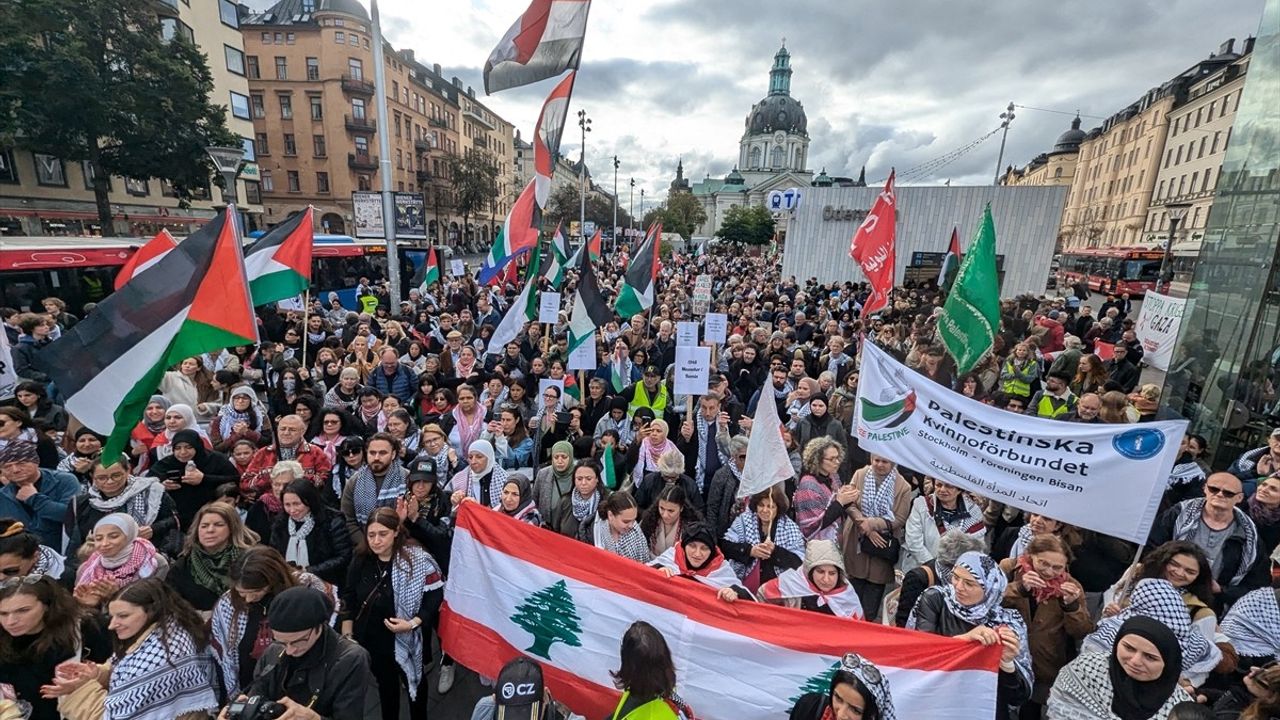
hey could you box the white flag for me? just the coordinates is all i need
[486,281,535,357]
[736,391,794,499]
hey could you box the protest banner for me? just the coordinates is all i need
[673,346,711,396]
[441,504,999,720]
[567,338,596,371]
[450,259,466,277]
[704,312,728,344]
[676,321,699,348]
[538,291,562,325]
[855,341,1186,544]
[692,274,712,314]
[1134,291,1190,371]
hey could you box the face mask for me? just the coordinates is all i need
[283,379,297,393]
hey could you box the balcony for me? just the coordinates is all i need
[341,74,374,96]
[151,0,181,16]
[416,169,432,183]
[348,153,378,170]
[344,114,376,133]
[463,107,494,131]
[414,137,438,153]
[428,117,448,129]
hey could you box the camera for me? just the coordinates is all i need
[225,695,287,720]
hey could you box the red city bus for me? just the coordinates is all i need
[1057,248,1164,296]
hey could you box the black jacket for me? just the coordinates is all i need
[910,589,1032,720]
[148,449,241,530]
[635,472,704,515]
[788,693,828,720]
[1147,504,1270,608]
[894,559,939,628]
[62,488,182,560]
[704,465,741,541]
[268,509,354,587]
[246,625,382,720]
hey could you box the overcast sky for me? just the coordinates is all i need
[249,0,1265,205]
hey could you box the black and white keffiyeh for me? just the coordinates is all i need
[592,516,652,563]
[1083,578,1221,674]
[351,463,408,526]
[390,546,444,701]
[1219,587,1280,660]
[570,489,600,523]
[1007,524,1035,560]
[88,475,164,526]
[859,467,898,522]
[1047,650,1193,720]
[693,413,729,493]
[285,513,315,568]
[1172,498,1259,588]
[31,544,66,580]
[1167,459,1206,488]
[105,622,219,720]
[723,511,806,579]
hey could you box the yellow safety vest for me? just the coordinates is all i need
[1035,394,1071,419]
[1001,359,1032,398]
[628,381,669,418]
[611,692,682,720]
[359,294,379,314]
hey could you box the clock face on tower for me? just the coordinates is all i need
[773,131,786,144]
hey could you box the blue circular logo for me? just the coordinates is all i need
[1112,428,1166,460]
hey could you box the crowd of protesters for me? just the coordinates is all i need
[1,244,1279,720]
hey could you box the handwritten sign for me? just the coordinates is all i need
[676,321,699,348]
[567,338,597,371]
[450,259,465,277]
[1133,292,1191,371]
[538,291,562,325]
[673,347,711,396]
[692,274,712,314]
[704,313,728,344]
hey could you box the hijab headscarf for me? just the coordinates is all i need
[144,395,171,433]
[1108,617,1184,720]
[1085,578,1221,674]
[171,428,211,465]
[458,439,507,508]
[499,474,539,524]
[218,386,262,438]
[75,513,161,586]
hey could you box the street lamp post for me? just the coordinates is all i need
[577,109,592,244]
[639,188,645,231]
[629,178,635,240]
[1158,203,1191,293]
[993,102,1015,186]
[612,156,620,254]
[205,145,246,210]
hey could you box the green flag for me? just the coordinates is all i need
[938,204,1001,374]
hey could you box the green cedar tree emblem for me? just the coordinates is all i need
[509,579,584,659]
[789,660,841,705]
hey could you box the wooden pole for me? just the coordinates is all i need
[685,394,694,427]
[300,288,311,364]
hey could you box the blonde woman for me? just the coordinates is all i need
[167,503,259,614]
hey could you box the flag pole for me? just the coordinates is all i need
[370,0,402,305]
[300,288,311,365]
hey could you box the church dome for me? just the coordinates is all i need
[746,95,808,136]
[1052,115,1086,155]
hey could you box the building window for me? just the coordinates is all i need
[301,0,315,11]
[274,32,283,44]
[313,135,326,157]
[218,0,239,27]
[348,58,363,80]
[286,33,296,45]
[363,37,369,49]
[224,45,245,75]
[0,149,18,183]
[160,18,194,43]
[396,149,403,169]
[246,56,260,79]
[394,111,402,137]
[334,31,345,44]
[255,132,269,155]
[1198,137,1206,159]
[306,57,319,81]
[124,178,149,196]
[316,172,330,193]
[348,33,358,46]
[240,136,256,164]
[351,98,366,120]
[286,171,300,192]
[261,31,272,44]
[279,94,292,119]
[392,81,399,100]
[250,94,265,118]
[357,174,370,191]
[230,91,251,119]
[261,170,273,192]
[309,95,323,120]
[283,133,296,156]
[275,56,287,80]
[244,180,261,205]
[80,161,109,191]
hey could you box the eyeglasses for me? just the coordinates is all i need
[323,419,340,425]
[0,574,43,590]
[1207,485,1242,499]
[840,652,883,685]
[343,448,365,456]
[273,627,319,651]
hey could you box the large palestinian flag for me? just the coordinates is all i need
[244,206,314,306]
[441,504,1000,720]
[614,221,660,319]
[114,229,176,290]
[44,208,257,458]
[567,239,612,353]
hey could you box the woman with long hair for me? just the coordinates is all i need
[640,484,702,558]
[207,386,266,453]
[1070,353,1109,397]
[1212,661,1280,719]
[10,380,67,432]
[722,485,805,591]
[312,407,354,465]
[1048,616,1193,720]
[384,409,421,463]
[0,575,112,720]
[607,621,695,719]
[269,479,353,587]
[1103,541,1217,647]
[557,460,610,539]
[43,578,219,720]
[158,356,215,420]
[0,406,61,469]
[442,384,485,457]
[341,508,443,720]
[789,652,896,720]
[168,503,259,613]
[1099,390,1133,424]
[74,514,169,609]
[582,491,651,563]
[485,406,533,471]
[793,437,845,542]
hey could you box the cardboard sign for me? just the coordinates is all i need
[673,346,711,396]
[450,259,466,277]
[276,295,305,311]
[567,338,597,371]
[539,291,562,325]
[704,313,728,344]
[676,321,699,348]
[692,274,713,314]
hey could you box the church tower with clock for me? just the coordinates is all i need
[738,42,811,178]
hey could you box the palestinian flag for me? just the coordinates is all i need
[244,206,314,306]
[938,226,962,293]
[544,223,569,290]
[600,445,617,489]
[478,180,541,285]
[567,239,611,353]
[440,504,1001,720]
[483,0,591,94]
[413,248,441,292]
[114,229,176,290]
[533,71,575,208]
[487,247,543,356]
[43,208,256,458]
[614,222,660,319]
[587,227,602,262]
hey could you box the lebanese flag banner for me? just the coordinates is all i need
[534,71,575,208]
[849,170,897,316]
[114,228,176,290]
[484,0,591,94]
[441,504,999,720]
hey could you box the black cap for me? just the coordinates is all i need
[643,365,661,376]
[407,456,438,482]
[495,657,544,720]
[267,586,332,633]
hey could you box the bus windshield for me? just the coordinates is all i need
[1123,259,1160,281]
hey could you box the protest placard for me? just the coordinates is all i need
[673,347,711,396]
[1134,291,1191,371]
[676,321,699,348]
[704,313,728,344]
[450,259,466,277]
[567,338,597,371]
[538,292,562,325]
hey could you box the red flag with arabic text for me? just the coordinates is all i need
[849,170,897,316]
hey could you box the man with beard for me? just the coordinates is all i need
[339,433,407,543]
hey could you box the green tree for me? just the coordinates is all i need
[1,0,239,235]
[510,580,583,659]
[643,193,707,239]
[545,184,633,237]
[715,205,776,246]
[450,151,499,243]
[789,661,841,705]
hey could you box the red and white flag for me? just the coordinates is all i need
[114,229,177,290]
[849,170,897,317]
[440,503,999,720]
[534,71,576,208]
[484,0,591,94]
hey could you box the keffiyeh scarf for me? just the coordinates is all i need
[1167,457,1206,488]
[459,466,508,509]
[77,538,160,587]
[352,463,408,525]
[286,514,315,568]
[693,413,729,492]
[217,400,261,440]
[1084,579,1221,674]
[593,516,652,563]
[649,545,741,590]
[1047,651,1191,720]
[723,512,806,579]
[859,468,898,522]
[105,623,219,720]
[570,490,600,523]
[1172,498,1259,588]
[451,406,485,455]
[32,544,66,580]
[1218,587,1280,660]
[187,544,243,597]
[389,547,445,700]
[89,476,164,526]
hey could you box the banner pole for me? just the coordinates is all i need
[300,288,311,364]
